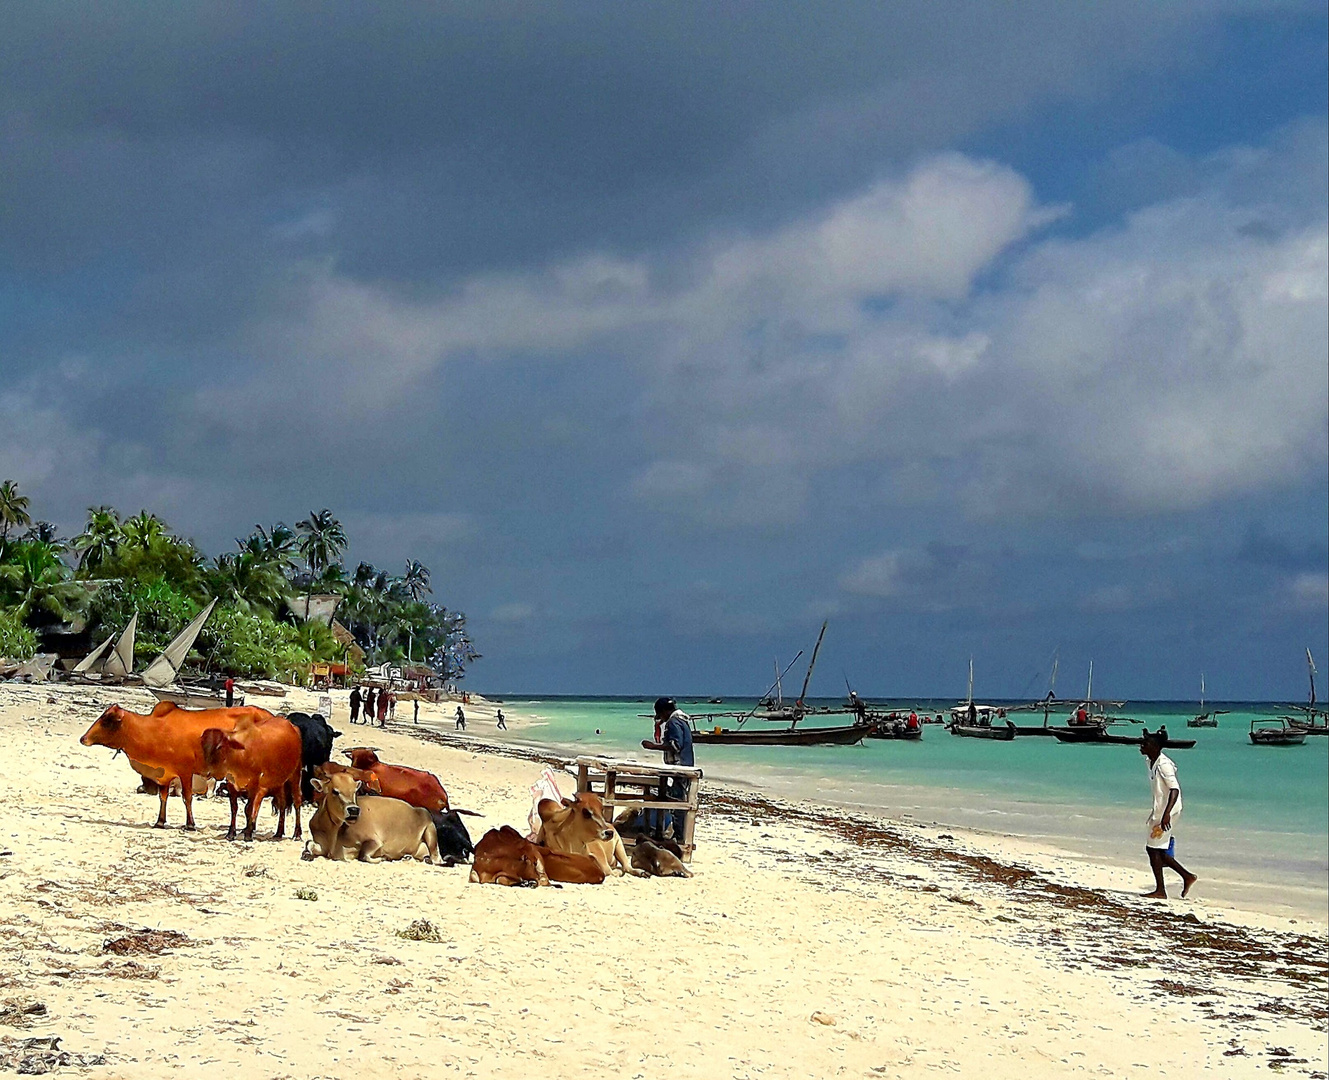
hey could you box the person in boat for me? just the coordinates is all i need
[1139,730,1197,900]
[1074,705,1088,726]
[849,691,868,724]
[907,710,919,731]
[967,701,978,726]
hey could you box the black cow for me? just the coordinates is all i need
[286,712,340,802]
[429,809,475,866]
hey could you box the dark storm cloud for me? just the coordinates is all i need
[1,1,1325,696]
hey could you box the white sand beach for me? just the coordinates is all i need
[1,682,1325,1078]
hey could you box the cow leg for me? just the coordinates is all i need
[274,791,287,840]
[153,783,170,828]
[357,839,384,862]
[243,787,266,842]
[181,776,198,831]
[291,779,303,841]
[225,786,240,841]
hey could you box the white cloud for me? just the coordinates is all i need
[201,127,1326,523]
[490,602,537,624]
[1287,572,1329,610]
[839,552,905,598]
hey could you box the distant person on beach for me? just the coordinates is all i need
[1140,730,1197,899]
[455,705,466,730]
[363,688,376,725]
[496,709,507,730]
[377,690,389,727]
[413,698,419,724]
[388,691,397,721]
[350,686,362,724]
[224,677,234,708]
[643,697,694,837]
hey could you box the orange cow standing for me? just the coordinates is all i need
[201,713,304,842]
[345,748,454,813]
[79,702,271,830]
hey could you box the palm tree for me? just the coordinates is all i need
[403,560,432,604]
[72,506,124,574]
[0,540,83,623]
[121,510,166,552]
[253,522,299,574]
[22,521,64,549]
[0,480,32,551]
[295,509,347,620]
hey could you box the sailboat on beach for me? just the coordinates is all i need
[1287,650,1327,735]
[143,599,238,708]
[70,613,137,683]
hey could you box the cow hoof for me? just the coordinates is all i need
[183,824,197,832]
[152,822,166,829]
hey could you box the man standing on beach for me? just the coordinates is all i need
[1140,730,1197,899]
[413,697,419,724]
[350,685,361,725]
[455,705,466,730]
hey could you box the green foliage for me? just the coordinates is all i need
[0,480,33,549]
[198,606,321,679]
[0,608,37,660]
[0,539,85,625]
[88,579,201,664]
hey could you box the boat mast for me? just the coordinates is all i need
[774,658,783,710]
[1086,660,1094,705]
[966,656,974,705]
[1308,648,1318,710]
[1200,672,1205,711]
[795,621,828,719]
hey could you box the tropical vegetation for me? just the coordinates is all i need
[0,480,478,681]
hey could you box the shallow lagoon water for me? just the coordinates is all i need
[487,695,1329,917]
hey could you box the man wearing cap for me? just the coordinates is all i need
[643,697,694,837]
[1140,729,1198,899]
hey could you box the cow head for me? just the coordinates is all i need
[80,705,126,748]
[314,762,381,794]
[346,747,381,769]
[199,728,245,775]
[558,792,614,843]
[311,771,362,825]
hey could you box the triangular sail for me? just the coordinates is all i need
[72,633,115,674]
[141,599,216,688]
[103,612,136,679]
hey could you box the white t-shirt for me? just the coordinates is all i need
[1148,753,1183,825]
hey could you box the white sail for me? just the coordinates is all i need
[103,612,136,679]
[71,633,115,674]
[141,599,216,688]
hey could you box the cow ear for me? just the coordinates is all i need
[311,778,326,793]
[366,776,382,792]
[561,797,576,807]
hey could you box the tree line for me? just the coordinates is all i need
[0,480,478,682]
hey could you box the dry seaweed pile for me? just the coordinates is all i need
[0,1036,106,1075]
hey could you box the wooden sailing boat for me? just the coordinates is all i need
[1187,673,1227,728]
[690,623,869,746]
[70,613,136,683]
[1288,650,1327,735]
[948,658,1016,740]
[143,600,240,708]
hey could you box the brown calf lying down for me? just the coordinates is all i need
[344,747,453,812]
[630,838,692,878]
[536,791,639,877]
[201,713,304,842]
[303,771,440,864]
[469,826,606,886]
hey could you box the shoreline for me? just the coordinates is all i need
[1,681,1326,1077]
[404,695,1329,928]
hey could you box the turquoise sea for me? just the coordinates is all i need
[481,696,1329,918]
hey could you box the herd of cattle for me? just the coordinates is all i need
[78,700,691,885]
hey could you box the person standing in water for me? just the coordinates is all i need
[1140,729,1197,899]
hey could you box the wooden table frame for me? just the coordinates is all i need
[575,756,703,863]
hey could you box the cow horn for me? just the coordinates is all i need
[452,808,484,817]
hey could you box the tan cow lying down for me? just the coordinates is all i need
[536,791,640,877]
[303,771,441,864]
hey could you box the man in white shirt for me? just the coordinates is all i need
[1140,729,1198,899]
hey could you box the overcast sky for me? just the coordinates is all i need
[3,2,1326,698]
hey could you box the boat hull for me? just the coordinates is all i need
[949,722,1016,741]
[150,685,244,710]
[1250,731,1308,746]
[1011,725,1058,736]
[865,725,922,741]
[1050,728,1195,748]
[692,724,868,746]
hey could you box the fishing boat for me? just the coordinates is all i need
[69,613,137,683]
[1288,650,1328,735]
[1249,718,1307,747]
[947,660,1016,739]
[1050,726,1195,749]
[1187,674,1226,728]
[864,714,923,741]
[142,600,242,709]
[686,623,870,746]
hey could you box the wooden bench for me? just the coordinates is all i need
[575,756,703,863]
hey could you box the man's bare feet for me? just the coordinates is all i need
[1181,873,1197,898]
[1141,889,1167,899]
